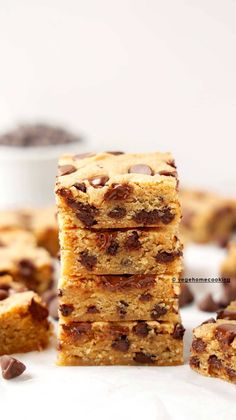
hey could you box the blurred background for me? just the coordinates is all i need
[0,0,236,198]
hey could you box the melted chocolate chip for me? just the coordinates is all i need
[208,355,223,372]
[100,274,155,292]
[155,250,182,263]
[0,289,9,300]
[133,207,175,225]
[105,151,124,155]
[29,298,49,321]
[128,164,153,175]
[104,183,133,200]
[1,356,26,380]
[192,338,206,353]
[139,293,153,302]
[58,164,77,176]
[200,318,216,326]
[67,199,99,227]
[62,322,91,341]
[179,284,194,308]
[124,231,141,250]
[88,175,109,188]
[151,304,167,320]
[73,182,87,193]
[226,367,236,380]
[59,304,74,316]
[106,240,119,256]
[166,159,176,168]
[172,323,185,339]
[133,322,149,337]
[215,324,236,348]
[107,207,127,219]
[111,335,130,352]
[189,356,200,369]
[79,251,97,270]
[133,352,155,364]
[158,170,177,177]
[87,305,100,314]
[18,259,35,278]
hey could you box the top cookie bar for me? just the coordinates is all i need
[55,152,181,229]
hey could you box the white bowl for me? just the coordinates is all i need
[0,142,87,208]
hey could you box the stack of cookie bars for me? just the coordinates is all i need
[55,152,184,366]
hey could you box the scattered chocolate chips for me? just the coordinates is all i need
[107,206,127,219]
[18,259,35,278]
[88,175,109,188]
[0,289,9,300]
[79,251,97,270]
[215,324,236,348]
[106,240,119,256]
[111,335,130,352]
[198,293,221,312]
[124,231,141,250]
[192,338,206,353]
[172,323,185,339]
[208,355,223,372]
[133,322,149,337]
[155,250,182,263]
[151,304,167,320]
[73,182,87,193]
[217,309,236,320]
[104,183,133,200]
[86,305,100,314]
[59,304,74,316]
[179,284,194,308]
[133,352,155,364]
[1,356,26,380]
[58,164,77,176]
[139,293,153,302]
[128,164,153,176]
[133,207,175,225]
[29,298,49,321]
[62,322,91,341]
[189,356,200,369]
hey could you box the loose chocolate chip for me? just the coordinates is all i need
[106,240,119,256]
[87,305,100,314]
[208,355,223,371]
[155,250,182,263]
[105,151,124,155]
[217,309,236,320]
[111,335,130,352]
[107,206,127,219]
[200,318,216,326]
[73,182,87,193]
[198,293,221,312]
[133,322,149,337]
[104,183,133,200]
[62,322,91,340]
[128,164,153,175]
[0,289,9,300]
[79,251,97,270]
[88,175,109,188]
[18,259,35,278]
[189,356,200,369]
[58,164,77,176]
[215,324,236,348]
[59,304,74,316]
[117,300,128,318]
[192,338,206,353]
[139,293,153,302]
[151,304,167,320]
[226,367,236,380]
[179,284,194,308]
[1,356,26,380]
[172,323,185,339]
[124,231,141,251]
[48,297,59,320]
[133,352,155,364]
[29,298,49,321]
[158,170,177,177]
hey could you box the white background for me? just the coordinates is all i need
[0,0,236,193]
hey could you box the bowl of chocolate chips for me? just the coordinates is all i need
[0,123,84,208]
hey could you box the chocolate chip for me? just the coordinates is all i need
[66,198,99,227]
[111,335,130,352]
[106,151,124,155]
[124,231,141,250]
[87,305,100,314]
[117,300,128,318]
[166,159,176,168]
[128,164,153,175]
[88,175,109,188]
[192,338,206,353]
[155,250,182,263]
[158,170,177,177]
[179,284,194,308]
[133,352,155,364]
[106,240,119,256]
[139,293,153,302]
[56,187,72,199]
[18,259,35,278]
[58,164,77,176]
[29,298,49,321]
[73,182,87,193]
[189,356,200,369]
[217,309,236,320]
[59,304,74,316]
[215,324,236,348]
[159,207,175,224]
[172,323,185,339]
[79,251,97,270]
[133,322,149,337]
[226,367,236,380]
[198,293,221,312]
[133,207,175,225]
[208,355,223,372]
[0,289,9,300]
[104,183,133,200]
[58,289,63,297]
[200,318,216,325]
[100,274,155,292]
[62,322,91,340]
[1,356,26,380]
[48,297,59,320]
[107,207,127,219]
[151,304,167,320]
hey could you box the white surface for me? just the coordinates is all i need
[0,1,236,193]
[1,244,235,420]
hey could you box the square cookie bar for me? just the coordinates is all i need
[190,304,236,383]
[30,206,59,257]
[60,228,183,276]
[0,291,52,355]
[180,189,236,244]
[59,274,180,322]
[58,319,184,366]
[55,152,181,229]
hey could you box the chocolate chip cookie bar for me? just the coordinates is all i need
[0,274,28,299]
[60,228,183,276]
[0,291,52,355]
[58,319,184,366]
[55,152,181,229]
[59,274,180,322]
[180,189,236,244]
[0,245,53,293]
[0,229,36,247]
